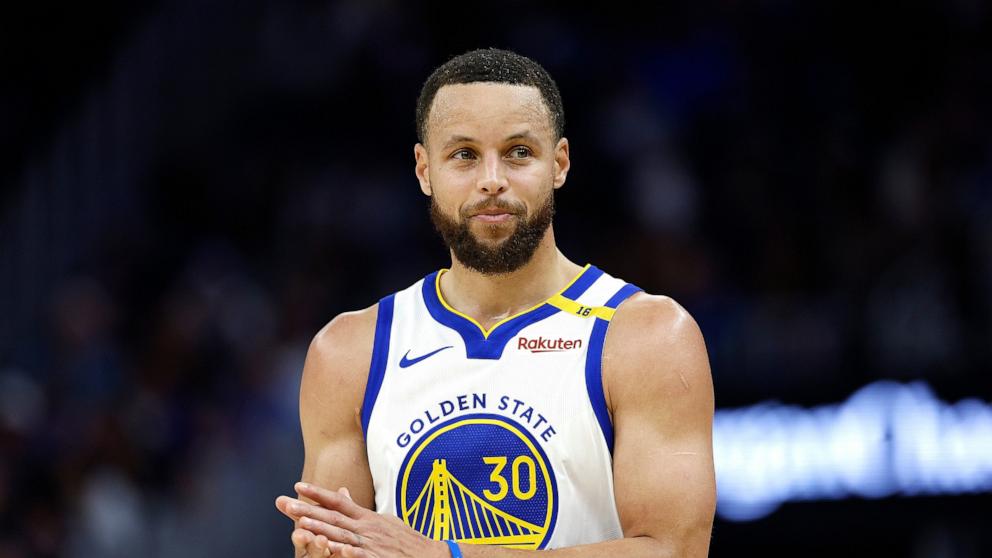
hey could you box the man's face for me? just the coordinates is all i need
[415,82,570,274]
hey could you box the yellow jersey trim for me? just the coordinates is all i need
[434,264,593,339]
[545,294,616,321]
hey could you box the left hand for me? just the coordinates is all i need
[276,482,451,558]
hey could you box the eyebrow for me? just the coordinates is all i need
[440,131,538,151]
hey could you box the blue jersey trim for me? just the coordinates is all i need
[361,294,396,438]
[585,283,642,453]
[421,266,604,360]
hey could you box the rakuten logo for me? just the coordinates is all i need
[517,336,583,352]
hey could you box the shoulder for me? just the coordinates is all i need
[308,303,380,369]
[602,292,712,413]
[300,304,380,427]
[607,292,705,353]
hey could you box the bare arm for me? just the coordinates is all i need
[275,305,379,554]
[606,293,716,556]
[297,306,378,510]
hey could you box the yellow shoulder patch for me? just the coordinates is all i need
[546,294,616,321]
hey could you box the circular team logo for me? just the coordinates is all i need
[395,413,558,549]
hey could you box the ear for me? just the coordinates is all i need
[414,143,432,196]
[552,137,570,189]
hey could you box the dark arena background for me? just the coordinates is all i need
[2,1,991,556]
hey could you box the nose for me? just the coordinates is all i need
[476,150,508,195]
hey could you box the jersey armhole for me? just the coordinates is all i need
[584,283,642,454]
[360,294,396,438]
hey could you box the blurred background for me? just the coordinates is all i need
[1,1,990,556]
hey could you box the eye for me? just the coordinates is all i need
[451,149,475,160]
[508,146,532,159]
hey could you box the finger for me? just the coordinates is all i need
[299,515,363,547]
[338,486,352,500]
[292,527,336,558]
[279,496,328,522]
[291,528,314,556]
[324,540,352,556]
[313,535,332,558]
[302,534,323,558]
[339,544,369,558]
[277,495,306,521]
[314,535,354,558]
[296,482,367,519]
[290,501,361,532]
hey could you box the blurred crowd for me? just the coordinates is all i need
[1,1,990,556]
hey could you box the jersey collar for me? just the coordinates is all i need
[421,264,603,359]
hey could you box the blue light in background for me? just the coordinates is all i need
[713,381,992,521]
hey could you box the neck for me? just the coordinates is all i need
[438,227,584,332]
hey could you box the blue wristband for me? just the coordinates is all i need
[444,540,463,558]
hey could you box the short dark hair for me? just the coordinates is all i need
[415,48,565,145]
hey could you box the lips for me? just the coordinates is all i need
[471,203,522,215]
[465,203,517,224]
[471,213,514,223]
[472,208,512,216]
[465,201,523,224]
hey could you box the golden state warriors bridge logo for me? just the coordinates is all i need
[396,413,558,549]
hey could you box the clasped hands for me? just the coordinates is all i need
[275,482,451,558]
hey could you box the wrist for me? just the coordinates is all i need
[430,538,453,558]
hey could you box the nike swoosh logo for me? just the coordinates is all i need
[399,345,453,368]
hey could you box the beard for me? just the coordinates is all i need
[429,191,555,275]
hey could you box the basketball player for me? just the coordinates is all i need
[275,48,715,557]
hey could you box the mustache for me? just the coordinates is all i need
[461,198,526,217]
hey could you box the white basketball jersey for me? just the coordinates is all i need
[361,264,641,550]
